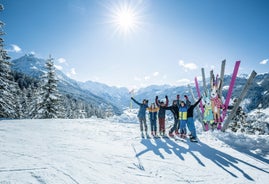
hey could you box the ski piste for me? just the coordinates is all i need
[222,70,257,131]
[195,77,204,114]
[222,61,241,121]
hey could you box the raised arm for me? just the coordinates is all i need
[193,97,202,108]
[131,97,142,106]
[155,96,160,107]
[165,95,169,107]
[176,94,180,107]
[163,105,173,110]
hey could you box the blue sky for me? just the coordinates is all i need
[2,0,269,89]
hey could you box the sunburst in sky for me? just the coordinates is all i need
[106,0,146,37]
[3,0,269,88]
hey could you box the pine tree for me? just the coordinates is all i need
[0,4,18,118]
[33,55,64,118]
[28,84,42,118]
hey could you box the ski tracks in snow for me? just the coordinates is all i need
[0,119,269,183]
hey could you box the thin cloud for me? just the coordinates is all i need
[8,44,22,53]
[153,72,159,77]
[178,60,198,71]
[134,76,141,81]
[260,59,268,65]
[58,58,66,63]
[144,75,150,80]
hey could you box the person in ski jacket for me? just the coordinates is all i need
[163,94,180,137]
[178,100,188,138]
[185,95,202,141]
[155,95,169,136]
[147,103,159,137]
[131,97,149,136]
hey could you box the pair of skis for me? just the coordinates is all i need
[194,60,256,132]
[194,60,240,127]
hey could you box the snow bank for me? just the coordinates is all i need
[215,131,269,156]
[108,109,138,124]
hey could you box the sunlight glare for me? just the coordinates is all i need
[107,0,145,37]
[116,8,136,32]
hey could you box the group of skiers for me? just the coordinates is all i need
[131,95,201,142]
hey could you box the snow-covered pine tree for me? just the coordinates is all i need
[28,84,42,118]
[19,87,30,118]
[33,55,65,119]
[0,4,18,118]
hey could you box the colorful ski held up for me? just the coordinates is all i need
[194,60,241,130]
[221,70,257,131]
[221,60,241,121]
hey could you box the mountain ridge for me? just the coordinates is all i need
[11,54,269,113]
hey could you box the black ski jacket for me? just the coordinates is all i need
[187,97,202,118]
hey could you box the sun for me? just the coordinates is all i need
[115,7,136,33]
[107,0,145,37]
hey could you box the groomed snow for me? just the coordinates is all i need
[0,112,269,183]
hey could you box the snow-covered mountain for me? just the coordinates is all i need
[78,80,130,109]
[11,54,47,78]
[11,54,122,115]
[131,73,269,112]
[11,54,269,114]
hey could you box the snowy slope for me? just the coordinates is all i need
[0,111,269,183]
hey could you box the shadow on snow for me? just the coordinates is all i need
[135,138,269,181]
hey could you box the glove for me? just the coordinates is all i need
[177,94,180,100]
[184,95,188,100]
[155,96,158,99]
[165,95,168,99]
[131,97,134,100]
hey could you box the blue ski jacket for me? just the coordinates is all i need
[131,97,148,119]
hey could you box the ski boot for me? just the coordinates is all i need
[145,132,150,139]
[169,132,174,138]
[190,137,198,142]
